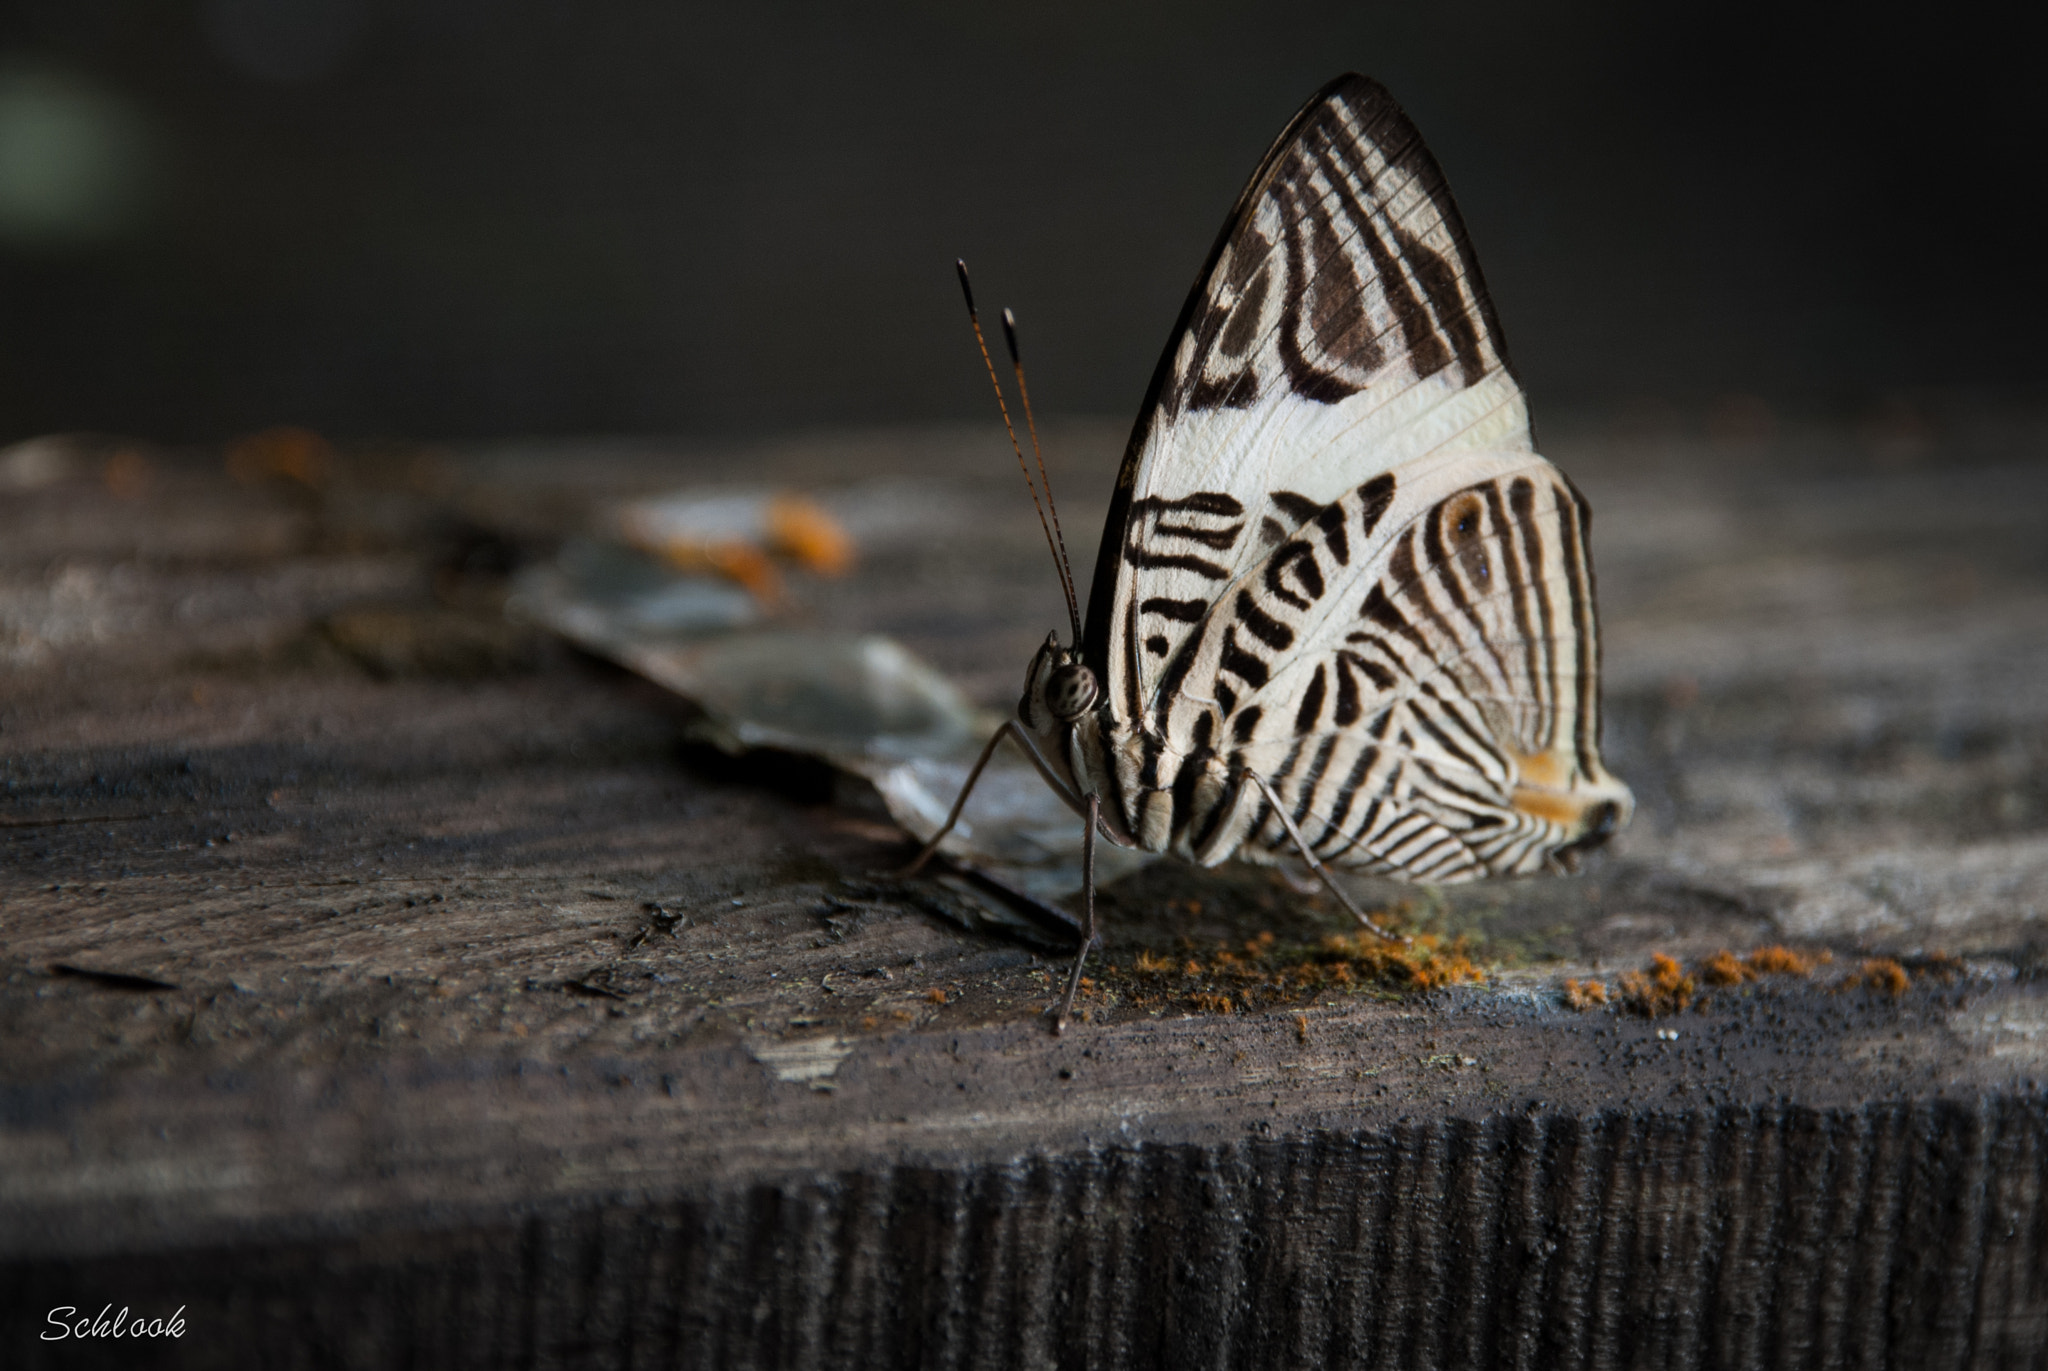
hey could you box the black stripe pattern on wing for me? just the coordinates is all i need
[1151,477,1399,769]
[1128,494,1246,664]
[1050,80,1632,890]
[1152,471,1608,883]
[1166,75,1514,417]
[1123,491,1244,579]
[1079,74,1520,705]
[1556,480,1603,781]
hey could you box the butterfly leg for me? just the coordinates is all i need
[885,720,1021,879]
[1247,772,1407,944]
[1048,791,1100,1034]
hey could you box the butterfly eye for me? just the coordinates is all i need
[1045,663,1100,720]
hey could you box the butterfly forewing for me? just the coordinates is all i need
[1076,73,1628,883]
[1084,75,1533,716]
[1164,78,1512,421]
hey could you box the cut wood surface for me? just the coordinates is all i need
[2,412,2045,1368]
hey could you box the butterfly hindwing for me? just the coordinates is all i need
[1156,459,1610,880]
[1082,74,1537,727]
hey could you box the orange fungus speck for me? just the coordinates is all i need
[226,426,330,488]
[1852,958,1910,996]
[766,495,855,575]
[1618,953,1695,1017]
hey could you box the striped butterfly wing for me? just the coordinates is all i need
[1082,72,1530,719]
[1082,73,1630,879]
[1158,458,1628,880]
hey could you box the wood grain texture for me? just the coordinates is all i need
[3,413,2046,1368]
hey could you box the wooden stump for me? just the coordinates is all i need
[3,414,2045,1368]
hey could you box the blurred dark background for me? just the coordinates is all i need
[0,0,2039,447]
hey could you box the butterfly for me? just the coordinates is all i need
[905,73,1633,1029]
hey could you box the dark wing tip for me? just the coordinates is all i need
[1318,71,1389,104]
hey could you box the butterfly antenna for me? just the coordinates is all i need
[955,260,1080,641]
[1001,307,1082,645]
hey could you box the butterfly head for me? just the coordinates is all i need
[1020,632,1100,729]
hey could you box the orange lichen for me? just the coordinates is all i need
[1911,950,1964,984]
[226,426,330,488]
[617,491,855,604]
[1190,992,1235,1015]
[1562,978,1609,1010]
[1108,918,1481,1020]
[703,542,782,600]
[765,494,854,575]
[1846,958,1910,996]
[925,988,949,1005]
[617,512,784,602]
[1745,945,1828,977]
[1302,931,1484,991]
[1294,1013,1310,1043]
[1618,953,1695,1017]
[1399,936,1486,991]
[102,448,153,500]
[1701,950,1750,987]
[1703,944,1828,988]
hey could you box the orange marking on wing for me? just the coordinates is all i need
[1510,748,1581,823]
[1510,786,1582,826]
[1511,748,1572,790]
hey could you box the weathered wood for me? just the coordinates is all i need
[3,413,2045,1367]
